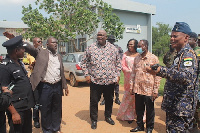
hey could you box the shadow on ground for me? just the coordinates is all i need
[66,80,89,88]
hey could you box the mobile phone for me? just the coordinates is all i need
[7,82,15,90]
[151,64,160,70]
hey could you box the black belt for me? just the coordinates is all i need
[41,80,61,85]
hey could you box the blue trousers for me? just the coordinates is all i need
[166,112,193,133]
[38,81,62,133]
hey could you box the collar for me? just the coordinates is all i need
[139,51,150,60]
[47,49,57,56]
[97,41,109,48]
[177,43,191,56]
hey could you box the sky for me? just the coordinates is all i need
[0,0,199,34]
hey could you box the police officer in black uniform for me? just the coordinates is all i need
[0,84,12,133]
[0,35,34,133]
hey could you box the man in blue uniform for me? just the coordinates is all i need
[0,35,35,133]
[146,22,198,132]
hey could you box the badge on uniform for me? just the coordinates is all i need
[183,57,193,67]
[174,57,179,65]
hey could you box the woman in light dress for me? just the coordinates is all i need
[117,38,146,123]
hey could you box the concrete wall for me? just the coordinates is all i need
[0,28,7,55]
[86,9,153,53]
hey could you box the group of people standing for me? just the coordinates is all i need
[81,21,199,133]
[0,34,69,133]
[0,21,199,133]
[81,29,160,133]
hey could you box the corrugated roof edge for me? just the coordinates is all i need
[0,21,29,28]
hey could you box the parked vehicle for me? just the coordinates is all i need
[0,54,6,62]
[62,52,86,87]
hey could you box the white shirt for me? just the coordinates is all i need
[43,51,61,84]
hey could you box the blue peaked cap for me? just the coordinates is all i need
[172,22,192,35]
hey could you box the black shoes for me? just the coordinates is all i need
[115,98,121,105]
[146,129,153,133]
[91,121,97,129]
[130,126,144,132]
[34,121,40,128]
[105,117,115,125]
[100,99,105,105]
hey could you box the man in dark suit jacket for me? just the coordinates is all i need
[24,37,69,133]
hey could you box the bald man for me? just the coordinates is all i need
[81,30,121,129]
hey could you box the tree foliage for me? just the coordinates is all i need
[152,22,172,56]
[21,0,125,44]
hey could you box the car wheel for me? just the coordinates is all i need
[70,73,78,87]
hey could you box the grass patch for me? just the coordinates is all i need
[119,56,166,96]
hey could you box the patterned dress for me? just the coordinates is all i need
[117,54,136,120]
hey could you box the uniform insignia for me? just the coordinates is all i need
[174,57,179,65]
[13,70,20,74]
[1,62,7,65]
[184,61,192,66]
[184,57,193,61]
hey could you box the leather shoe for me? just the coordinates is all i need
[100,99,105,105]
[115,99,121,105]
[105,117,115,125]
[146,129,153,133]
[34,121,40,128]
[130,126,144,132]
[91,121,97,129]
[128,120,133,124]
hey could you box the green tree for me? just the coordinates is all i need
[152,22,172,56]
[21,0,125,51]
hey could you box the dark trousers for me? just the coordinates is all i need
[90,82,114,122]
[101,84,119,101]
[38,81,62,133]
[114,84,119,99]
[7,109,32,133]
[33,89,40,122]
[33,108,39,122]
[135,93,155,129]
[0,110,6,133]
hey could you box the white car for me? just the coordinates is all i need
[62,52,87,86]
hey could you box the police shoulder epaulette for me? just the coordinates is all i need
[1,60,12,65]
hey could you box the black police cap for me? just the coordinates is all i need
[172,22,192,35]
[107,35,115,40]
[2,35,23,49]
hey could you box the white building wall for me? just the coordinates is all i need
[86,9,154,53]
[0,28,7,55]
